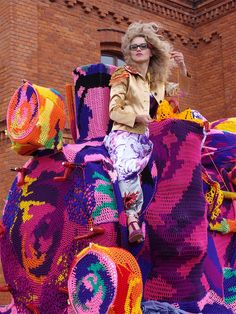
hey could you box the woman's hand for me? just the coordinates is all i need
[135,115,153,126]
[170,51,187,76]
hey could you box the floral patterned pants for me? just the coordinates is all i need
[104,130,153,217]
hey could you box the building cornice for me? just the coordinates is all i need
[58,0,236,26]
[48,0,227,47]
[49,0,132,24]
[118,0,236,26]
[162,29,221,48]
[96,26,221,48]
[194,0,236,25]
[118,0,196,26]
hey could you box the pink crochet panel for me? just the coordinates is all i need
[72,63,117,142]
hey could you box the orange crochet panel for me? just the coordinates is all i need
[156,99,206,126]
[7,81,66,155]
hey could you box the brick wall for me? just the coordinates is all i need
[0,1,12,123]
[0,0,235,305]
[193,10,236,119]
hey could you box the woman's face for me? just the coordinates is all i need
[129,36,152,65]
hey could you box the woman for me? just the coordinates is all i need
[104,21,189,243]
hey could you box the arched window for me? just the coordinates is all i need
[101,52,125,66]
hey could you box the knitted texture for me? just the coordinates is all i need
[156,99,206,126]
[2,64,236,314]
[68,244,142,314]
[68,249,117,313]
[7,82,66,155]
[210,117,236,133]
[202,126,236,264]
[1,149,120,313]
[62,142,122,225]
[223,268,236,305]
[73,63,117,142]
[134,119,209,303]
[200,121,236,313]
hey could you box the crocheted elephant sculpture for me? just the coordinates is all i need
[0,63,236,314]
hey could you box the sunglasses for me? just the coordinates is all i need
[129,43,149,51]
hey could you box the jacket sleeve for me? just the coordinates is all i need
[109,69,136,128]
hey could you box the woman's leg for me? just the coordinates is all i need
[104,130,152,242]
[119,177,144,243]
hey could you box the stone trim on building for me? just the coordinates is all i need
[96,27,222,49]
[162,29,222,48]
[50,0,236,26]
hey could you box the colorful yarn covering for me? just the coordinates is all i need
[73,63,116,142]
[200,119,236,313]
[156,98,206,126]
[133,119,209,303]
[202,122,236,235]
[63,144,121,225]
[68,248,118,313]
[7,81,66,155]
[210,117,236,133]
[1,63,236,313]
[1,147,121,313]
[68,244,142,313]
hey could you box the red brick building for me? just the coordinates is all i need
[0,0,236,304]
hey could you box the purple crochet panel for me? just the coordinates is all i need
[139,120,208,302]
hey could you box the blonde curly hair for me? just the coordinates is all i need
[121,21,173,90]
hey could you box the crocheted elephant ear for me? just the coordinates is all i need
[68,244,143,314]
[7,81,66,155]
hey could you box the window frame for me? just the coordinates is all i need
[101,51,124,66]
